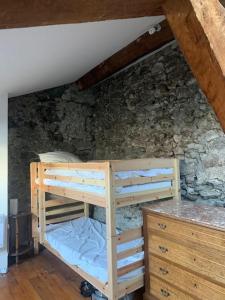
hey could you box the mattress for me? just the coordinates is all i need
[45,217,144,284]
[41,168,173,196]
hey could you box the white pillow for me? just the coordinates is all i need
[38,151,82,163]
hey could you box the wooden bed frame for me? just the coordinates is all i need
[30,158,180,300]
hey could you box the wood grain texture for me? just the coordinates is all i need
[77,20,174,90]
[144,209,225,299]
[163,0,225,131]
[0,251,88,300]
[0,251,143,300]
[0,0,163,29]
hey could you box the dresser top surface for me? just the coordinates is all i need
[143,200,225,231]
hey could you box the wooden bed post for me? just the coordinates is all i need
[173,159,181,202]
[30,162,39,254]
[38,164,46,244]
[84,203,89,217]
[105,162,118,300]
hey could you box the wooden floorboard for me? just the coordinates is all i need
[1,250,144,299]
[0,251,89,300]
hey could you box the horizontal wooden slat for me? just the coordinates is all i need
[114,174,174,187]
[117,227,143,245]
[43,186,107,207]
[118,274,144,298]
[117,245,144,260]
[45,198,82,208]
[46,212,84,225]
[44,174,105,186]
[116,187,173,199]
[116,188,173,208]
[41,162,109,171]
[46,204,84,216]
[117,259,144,277]
[111,159,175,172]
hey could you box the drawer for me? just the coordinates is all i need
[149,233,225,286]
[149,255,225,300]
[147,214,225,251]
[149,275,194,300]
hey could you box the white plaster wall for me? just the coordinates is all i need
[0,93,8,273]
[0,16,164,98]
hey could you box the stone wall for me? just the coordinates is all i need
[9,85,95,212]
[93,42,225,228]
[8,42,225,232]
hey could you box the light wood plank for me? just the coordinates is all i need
[44,174,105,186]
[111,158,175,171]
[117,227,143,245]
[46,213,84,225]
[116,188,174,208]
[114,174,174,187]
[117,245,144,260]
[43,186,106,207]
[46,205,84,216]
[117,259,144,277]
[105,162,118,299]
[45,198,82,208]
[118,274,144,298]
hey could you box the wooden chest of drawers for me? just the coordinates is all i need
[143,200,225,300]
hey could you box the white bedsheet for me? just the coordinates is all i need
[42,168,173,196]
[45,217,144,284]
[44,179,171,196]
[45,168,173,180]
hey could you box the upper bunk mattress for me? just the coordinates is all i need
[42,168,173,196]
[45,217,144,284]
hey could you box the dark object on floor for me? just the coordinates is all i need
[80,280,95,297]
[9,211,33,264]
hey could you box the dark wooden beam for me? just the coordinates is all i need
[0,0,164,29]
[220,0,225,8]
[163,0,225,131]
[76,20,174,90]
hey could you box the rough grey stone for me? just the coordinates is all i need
[93,42,225,228]
[9,42,225,233]
[9,85,95,212]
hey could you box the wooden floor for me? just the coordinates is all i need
[0,250,143,300]
[0,251,89,300]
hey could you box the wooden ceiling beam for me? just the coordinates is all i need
[76,20,174,90]
[0,0,164,29]
[162,0,225,131]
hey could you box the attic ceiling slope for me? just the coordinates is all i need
[76,19,174,90]
[1,17,163,97]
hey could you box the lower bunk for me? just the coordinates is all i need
[40,215,144,299]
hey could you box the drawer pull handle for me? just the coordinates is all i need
[161,289,170,297]
[158,223,167,230]
[160,267,169,275]
[159,246,168,253]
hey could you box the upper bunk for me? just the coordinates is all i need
[31,158,180,209]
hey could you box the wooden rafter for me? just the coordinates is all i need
[0,0,164,29]
[76,20,174,90]
[163,0,225,131]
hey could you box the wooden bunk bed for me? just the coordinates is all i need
[30,158,180,300]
